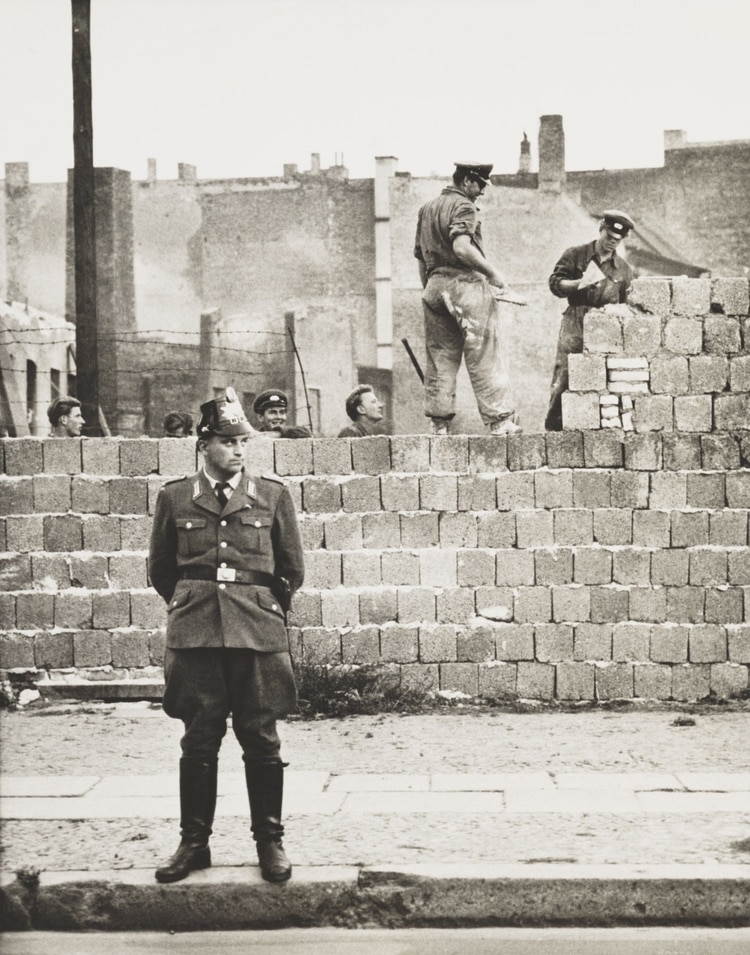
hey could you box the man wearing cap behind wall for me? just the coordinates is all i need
[545,210,635,431]
[253,389,313,439]
[148,387,305,885]
[414,161,524,436]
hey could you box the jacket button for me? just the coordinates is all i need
[220,562,227,568]
[272,603,278,611]
[220,520,227,527]
[220,541,227,548]
[186,522,192,529]
[255,520,261,527]
[219,583,226,590]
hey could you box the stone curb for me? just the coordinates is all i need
[2,864,749,931]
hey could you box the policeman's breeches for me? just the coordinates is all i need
[422,271,513,425]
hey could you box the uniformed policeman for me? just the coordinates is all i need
[253,389,313,439]
[149,387,305,884]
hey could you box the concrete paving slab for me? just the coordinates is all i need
[431,772,554,791]
[636,792,750,813]
[327,773,430,792]
[0,776,100,797]
[339,791,505,814]
[677,773,750,792]
[504,788,641,813]
[554,773,683,791]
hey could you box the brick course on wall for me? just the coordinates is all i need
[1,279,748,703]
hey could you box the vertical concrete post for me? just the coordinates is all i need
[538,114,566,193]
[374,156,398,371]
[4,162,31,304]
[517,133,531,175]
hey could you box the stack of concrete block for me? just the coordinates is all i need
[1,424,748,705]
[563,277,750,433]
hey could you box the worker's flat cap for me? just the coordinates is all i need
[454,162,493,184]
[602,209,636,236]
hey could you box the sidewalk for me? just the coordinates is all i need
[1,703,749,930]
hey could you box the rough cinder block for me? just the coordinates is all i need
[341,628,380,665]
[0,478,33,517]
[351,436,391,476]
[71,477,110,514]
[273,438,313,477]
[663,317,703,355]
[572,471,610,509]
[634,664,672,700]
[0,594,16,630]
[439,513,477,547]
[672,510,710,548]
[535,548,573,586]
[73,630,112,667]
[478,662,517,699]
[584,309,624,353]
[340,475,381,512]
[496,472,535,511]
[42,439,82,475]
[624,434,663,470]
[467,436,508,474]
[551,586,590,622]
[53,592,93,629]
[711,277,750,316]
[516,661,555,699]
[514,586,552,624]
[573,548,612,585]
[0,632,35,669]
[130,592,167,628]
[613,621,651,661]
[729,355,750,392]
[359,589,398,626]
[439,662,479,696]
[689,356,729,394]
[83,515,121,551]
[15,592,54,630]
[596,662,634,699]
[476,512,516,547]
[709,662,749,699]
[302,476,342,513]
[110,630,152,667]
[402,662,440,693]
[30,554,69,590]
[666,586,705,624]
[430,435,469,472]
[68,555,108,589]
[381,474,420,512]
[420,549,457,588]
[436,587,474,624]
[456,550,496,587]
[120,439,158,476]
[593,509,632,545]
[553,508,593,545]
[545,432,585,469]
[649,472,686,510]
[319,591,359,628]
[726,472,750,508]
[710,510,749,547]
[622,313,661,356]
[689,549,728,587]
[380,552,420,588]
[515,510,554,548]
[556,661,595,700]
[610,471,649,508]
[582,431,624,468]
[535,470,574,509]
[688,624,727,663]
[704,315,742,355]
[651,550,689,587]
[728,551,750,586]
[507,434,547,471]
[632,511,670,548]
[568,353,607,391]
[157,438,197,477]
[311,438,352,476]
[321,514,361,551]
[300,628,343,666]
[650,356,689,395]
[715,394,750,431]
[82,439,120,475]
[380,625,419,663]
[687,472,726,509]
[671,277,711,316]
[561,393,600,430]
[390,435,430,473]
[672,664,710,701]
[34,631,74,668]
[704,588,744,625]
[629,278,671,315]
[303,551,341,589]
[357,513,397,550]
[650,624,689,663]
[119,515,151,550]
[632,396,673,433]
[4,439,43,476]
[629,586,667,623]
[399,513,438,548]
[662,434,702,470]
[458,474,496,512]
[673,396,712,433]
[457,626,496,663]
[419,474,458,511]
[109,477,148,515]
[43,514,83,552]
[727,626,750,663]
[492,548,533,587]
[288,592,322,629]
[494,623,534,661]
[108,555,148,590]
[398,588,436,624]
[6,515,44,552]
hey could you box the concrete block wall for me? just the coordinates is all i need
[563,277,750,432]
[1,426,748,703]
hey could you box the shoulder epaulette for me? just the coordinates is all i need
[163,475,188,486]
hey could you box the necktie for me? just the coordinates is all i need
[215,482,230,508]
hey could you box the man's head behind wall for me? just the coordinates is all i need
[345,384,384,423]
[47,396,84,437]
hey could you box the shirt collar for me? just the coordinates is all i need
[203,467,242,491]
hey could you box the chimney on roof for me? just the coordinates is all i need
[538,114,566,193]
[4,162,31,304]
[518,132,531,174]
[147,158,157,183]
[664,130,687,151]
[283,163,299,179]
[310,153,321,174]
[178,163,197,182]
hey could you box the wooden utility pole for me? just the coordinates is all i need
[71,0,101,434]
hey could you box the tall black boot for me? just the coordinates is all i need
[244,757,292,883]
[155,757,217,884]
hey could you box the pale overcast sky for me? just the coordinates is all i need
[2,0,748,183]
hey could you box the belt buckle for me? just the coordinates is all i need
[216,567,236,582]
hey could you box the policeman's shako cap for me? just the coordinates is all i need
[454,161,494,185]
[197,387,256,437]
[602,209,636,237]
[253,389,288,415]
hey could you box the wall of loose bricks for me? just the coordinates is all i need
[1,277,749,704]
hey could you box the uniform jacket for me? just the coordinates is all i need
[148,469,304,652]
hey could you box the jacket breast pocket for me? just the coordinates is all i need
[240,512,273,550]
[175,518,210,556]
